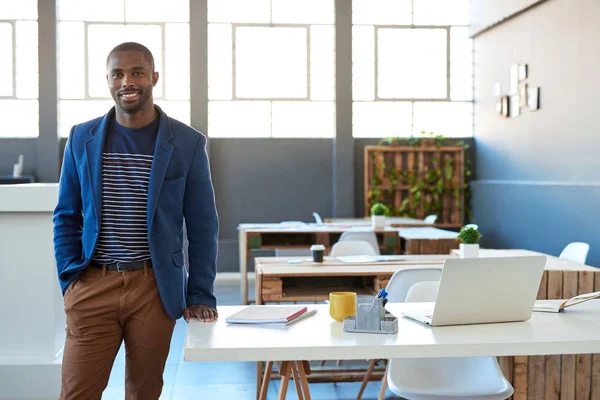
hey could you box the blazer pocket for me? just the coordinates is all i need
[163,176,186,186]
[172,250,185,267]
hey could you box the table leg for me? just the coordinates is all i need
[357,359,377,400]
[258,361,273,400]
[297,361,312,400]
[291,362,304,400]
[256,361,263,400]
[377,361,389,400]
[239,229,248,305]
[278,361,292,400]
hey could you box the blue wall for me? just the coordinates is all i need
[472,0,600,267]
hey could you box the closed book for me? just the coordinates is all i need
[226,306,308,324]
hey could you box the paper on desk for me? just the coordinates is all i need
[336,255,452,263]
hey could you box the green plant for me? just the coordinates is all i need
[369,132,473,223]
[457,226,482,244]
[370,202,389,216]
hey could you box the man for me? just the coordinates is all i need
[53,42,219,399]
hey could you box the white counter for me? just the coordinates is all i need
[0,183,62,399]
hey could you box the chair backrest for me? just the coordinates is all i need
[405,281,440,303]
[330,240,379,257]
[559,242,590,264]
[385,268,443,302]
[338,231,380,255]
[312,212,324,225]
[424,214,438,224]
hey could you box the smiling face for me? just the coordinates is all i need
[106,50,158,115]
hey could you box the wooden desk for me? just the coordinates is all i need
[255,249,598,304]
[238,224,404,305]
[324,217,432,227]
[185,301,600,400]
[398,227,460,254]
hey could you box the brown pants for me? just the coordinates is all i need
[60,265,176,400]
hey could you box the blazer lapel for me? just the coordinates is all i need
[84,108,113,228]
[147,106,174,233]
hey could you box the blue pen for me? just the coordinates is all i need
[377,288,388,307]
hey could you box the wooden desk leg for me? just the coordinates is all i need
[258,361,273,400]
[278,361,292,400]
[297,361,312,400]
[256,361,264,400]
[378,361,389,400]
[255,270,263,306]
[291,362,305,400]
[357,359,377,400]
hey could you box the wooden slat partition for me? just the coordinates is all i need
[364,145,465,226]
[499,269,600,399]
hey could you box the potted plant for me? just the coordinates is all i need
[370,202,389,229]
[457,225,482,258]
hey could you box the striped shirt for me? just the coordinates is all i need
[92,117,159,264]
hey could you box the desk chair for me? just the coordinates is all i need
[338,231,380,255]
[386,281,514,400]
[330,240,378,257]
[424,214,438,224]
[312,212,324,225]
[356,268,442,400]
[559,242,590,264]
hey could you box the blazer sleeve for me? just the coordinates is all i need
[183,134,219,308]
[53,127,83,287]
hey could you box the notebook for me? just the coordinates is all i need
[533,291,600,313]
[226,306,309,325]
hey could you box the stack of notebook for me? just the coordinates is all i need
[225,305,317,326]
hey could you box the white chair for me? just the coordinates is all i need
[312,212,324,225]
[385,268,443,303]
[330,240,378,257]
[356,268,442,400]
[424,214,438,224]
[404,280,440,303]
[559,242,590,264]
[386,281,514,400]
[338,231,380,255]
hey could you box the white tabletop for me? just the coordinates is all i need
[184,301,600,362]
[0,183,58,212]
[398,227,459,240]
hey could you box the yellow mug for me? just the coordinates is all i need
[329,292,357,322]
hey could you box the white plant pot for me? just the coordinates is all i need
[371,215,386,229]
[460,243,479,258]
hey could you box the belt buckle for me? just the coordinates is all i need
[116,261,127,272]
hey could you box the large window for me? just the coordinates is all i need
[0,0,38,138]
[352,0,473,137]
[207,0,336,138]
[57,0,190,137]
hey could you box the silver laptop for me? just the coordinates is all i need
[402,256,547,326]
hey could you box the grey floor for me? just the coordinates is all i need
[103,282,396,399]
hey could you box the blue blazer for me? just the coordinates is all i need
[53,106,219,320]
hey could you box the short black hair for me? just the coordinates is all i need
[106,42,155,71]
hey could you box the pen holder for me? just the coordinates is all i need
[343,295,398,334]
[356,296,385,330]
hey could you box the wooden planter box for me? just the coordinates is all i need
[364,145,465,227]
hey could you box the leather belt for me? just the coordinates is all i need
[91,259,152,272]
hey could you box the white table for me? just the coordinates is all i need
[185,302,600,399]
[0,183,63,399]
[397,227,459,240]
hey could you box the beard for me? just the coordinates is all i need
[112,86,153,115]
